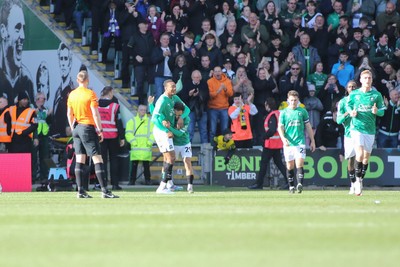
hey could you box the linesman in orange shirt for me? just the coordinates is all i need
[67,71,119,199]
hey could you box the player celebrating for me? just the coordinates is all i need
[346,70,385,196]
[278,90,316,193]
[337,80,357,194]
[151,80,190,194]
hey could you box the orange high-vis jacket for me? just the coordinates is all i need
[9,106,35,139]
[0,109,11,142]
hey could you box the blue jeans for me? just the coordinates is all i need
[189,111,208,144]
[377,132,399,148]
[208,108,229,143]
[154,76,170,103]
[73,10,92,33]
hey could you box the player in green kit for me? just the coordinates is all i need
[346,70,385,196]
[165,102,194,193]
[337,80,357,194]
[151,80,190,194]
[278,90,316,193]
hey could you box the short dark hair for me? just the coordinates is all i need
[174,101,185,111]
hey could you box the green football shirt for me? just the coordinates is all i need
[279,106,310,146]
[337,96,351,138]
[346,89,385,134]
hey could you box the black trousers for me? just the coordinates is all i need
[130,160,151,182]
[255,147,287,187]
[100,138,120,186]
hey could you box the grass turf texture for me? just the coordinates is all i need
[0,187,399,267]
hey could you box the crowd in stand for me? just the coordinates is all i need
[52,0,400,148]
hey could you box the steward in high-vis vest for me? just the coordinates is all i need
[98,87,125,190]
[0,96,11,151]
[125,104,155,185]
[248,97,288,190]
[8,92,38,154]
[32,92,52,183]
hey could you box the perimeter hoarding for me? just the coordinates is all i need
[212,148,400,187]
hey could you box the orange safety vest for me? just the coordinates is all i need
[0,110,11,142]
[228,104,253,141]
[9,106,35,139]
[98,102,119,139]
[264,110,283,149]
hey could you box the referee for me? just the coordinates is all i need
[67,71,119,198]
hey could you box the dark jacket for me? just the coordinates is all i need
[179,79,210,116]
[315,111,343,148]
[128,30,155,66]
[151,45,176,77]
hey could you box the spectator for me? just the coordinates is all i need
[8,92,38,182]
[100,0,122,64]
[291,33,321,78]
[307,61,328,94]
[279,0,302,27]
[151,32,175,102]
[134,0,149,19]
[259,0,279,32]
[301,1,322,29]
[332,15,351,43]
[165,20,184,48]
[232,66,254,101]
[221,58,235,80]
[54,0,75,30]
[248,97,288,190]
[278,62,309,102]
[98,86,125,190]
[89,0,108,55]
[0,96,11,152]
[207,66,234,143]
[126,103,155,185]
[307,14,330,67]
[303,83,324,130]
[331,51,355,88]
[73,0,92,37]
[286,13,304,48]
[327,36,346,70]
[194,18,220,50]
[241,12,270,45]
[228,92,258,148]
[377,62,397,98]
[32,92,52,184]
[182,70,209,144]
[172,54,191,92]
[253,66,278,145]
[235,52,257,80]
[269,18,290,48]
[266,34,289,66]
[219,19,242,53]
[177,31,197,70]
[346,27,370,65]
[346,0,376,27]
[235,5,251,31]
[315,106,343,150]
[187,0,214,36]
[198,33,224,69]
[214,1,235,37]
[120,0,139,88]
[165,3,189,33]
[326,0,344,31]
[241,36,268,68]
[354,55,377,83]
[377,89,400,148]
[370,32,395,76]
[128,17,155,104]
[146,5,166,45]
[318,74,345,114]
[198,55,213,83]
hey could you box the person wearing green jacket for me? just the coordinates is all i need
[125,104,155,185]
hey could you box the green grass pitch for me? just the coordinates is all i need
[0,186,399,267]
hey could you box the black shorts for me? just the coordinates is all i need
[72,124,100,156]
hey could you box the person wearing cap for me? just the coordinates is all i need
[7,91,38,156]
[279,0,302,27]
[222,58,235,80]
[67,70,118,198]
[127,15,155,104]
[197,33,224,69]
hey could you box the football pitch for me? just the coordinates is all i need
[0,187,399,267]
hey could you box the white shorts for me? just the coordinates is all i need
[283,145,306,162]
[344,136,356,159]
[350,130,375,153]
[175,143,192,159]
[153,126,174,153]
